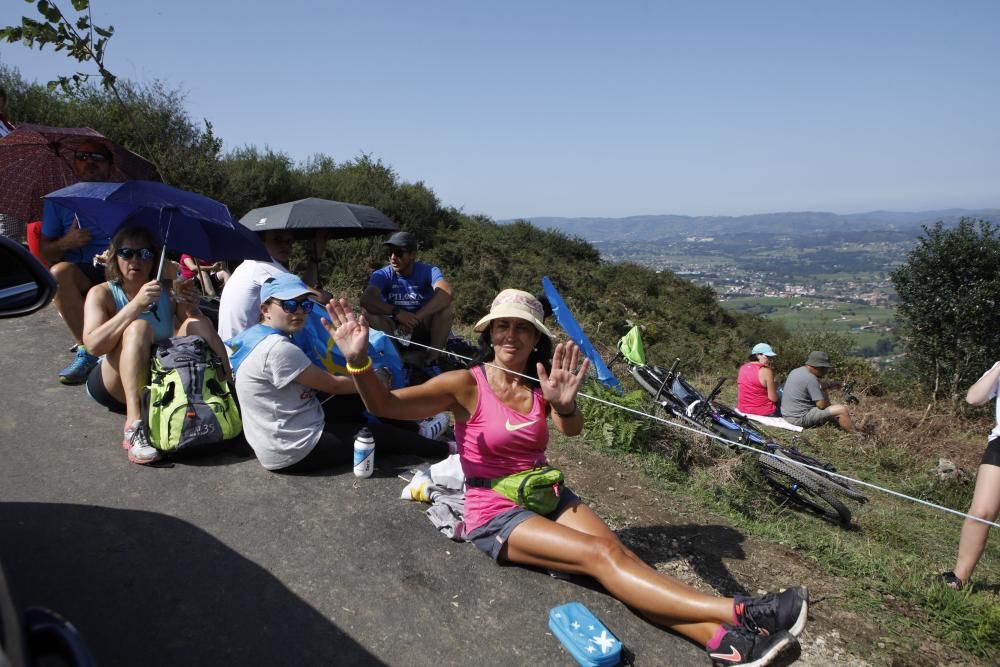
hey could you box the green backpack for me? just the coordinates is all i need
[141,335,242,453]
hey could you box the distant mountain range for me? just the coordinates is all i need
[500,209,1000,243]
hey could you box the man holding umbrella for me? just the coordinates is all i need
[361,231,454,372]
[39,142,116,384]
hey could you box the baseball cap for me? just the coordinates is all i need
[260,273,311,302]
[751,343,776,357]
[382,231,417,251]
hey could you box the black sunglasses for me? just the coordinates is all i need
[273,298,314,314]
[75,151,110,162]
[116,247,156,260]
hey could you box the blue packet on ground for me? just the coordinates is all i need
[548,602,622,667]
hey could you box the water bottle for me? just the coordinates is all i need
[418,412,449,440]
[353,427,375,478]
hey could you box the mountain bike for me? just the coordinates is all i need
[611,329,867,524]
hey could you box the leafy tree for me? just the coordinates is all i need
[1,0,117,94]
[891,218,1000,404]
[0,0,174,178]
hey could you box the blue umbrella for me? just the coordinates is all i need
[45,180,269,279]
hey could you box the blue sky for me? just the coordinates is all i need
[3,0,998,219]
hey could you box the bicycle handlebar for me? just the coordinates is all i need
[706,377,726,403]
[655,358,682,402]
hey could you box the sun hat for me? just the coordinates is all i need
[805,351,832,368]
[382,231,418,251]
[260,273,311,302]
[473,289,553,339]
[751,342,776,357]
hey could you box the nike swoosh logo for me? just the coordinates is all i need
[709,646,742,663]
[505,419,538,432]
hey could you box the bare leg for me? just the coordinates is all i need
[425,303,455,363]
[100,344,128,406]
[828,404,857,432]
[49,262,93,344]
[363,310,395,335]
[197,269,216,297]
[952,464,1000,583]
[503,502,732,644]
[117,319,154,423]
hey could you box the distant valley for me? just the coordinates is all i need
[505,209,1000,357]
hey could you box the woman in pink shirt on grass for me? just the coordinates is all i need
[737,343,780,417]
[326,289,809,666]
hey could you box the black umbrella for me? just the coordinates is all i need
[238,198,398,239]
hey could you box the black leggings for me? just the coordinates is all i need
[278,421,449,474]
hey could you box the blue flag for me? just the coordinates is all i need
[542,276,622,394]
[292,309,406,389]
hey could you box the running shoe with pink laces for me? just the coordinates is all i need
[123,420,161,465]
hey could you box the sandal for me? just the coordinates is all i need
[940,571,964,590]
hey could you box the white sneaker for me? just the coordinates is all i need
[123,420,161,465]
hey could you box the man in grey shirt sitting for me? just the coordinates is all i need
[780,351,858,432]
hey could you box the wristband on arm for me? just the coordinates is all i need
[554,402,579,418]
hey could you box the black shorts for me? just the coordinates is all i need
[275,421,449,474]
[85,361,126,414]
[466,488,582,561]
[74,261,106,286]
[982,437,1000,467]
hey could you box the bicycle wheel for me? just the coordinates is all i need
[757,455,852,524]
[772,447,868,503]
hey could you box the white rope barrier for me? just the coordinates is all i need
[361,333,1000,529]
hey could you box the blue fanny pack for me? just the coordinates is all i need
[548,602,623,667]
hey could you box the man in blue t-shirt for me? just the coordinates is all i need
[39,141,116,385]
[361,231,454,367]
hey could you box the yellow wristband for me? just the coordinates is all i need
[346,357,373,375]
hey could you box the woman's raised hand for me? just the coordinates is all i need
[324,298,370,364]
[537,342,590,414]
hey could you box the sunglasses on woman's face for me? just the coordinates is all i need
[275,298,314,314]
[116,247,156,260]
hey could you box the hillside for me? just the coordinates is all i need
[504,209,1000,242]
[318,219,783,377]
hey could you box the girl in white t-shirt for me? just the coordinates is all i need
[232,273,446,471]
[942,361,1000,589]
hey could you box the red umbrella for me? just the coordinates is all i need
[0,124,161,225]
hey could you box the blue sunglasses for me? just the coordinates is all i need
[274,298,314,314]
[116,247,156,260]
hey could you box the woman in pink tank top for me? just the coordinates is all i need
[736,343,780,416]
[326,290,811,664]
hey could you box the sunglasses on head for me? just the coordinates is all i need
[75,151,109,162]
[116,247,156,260]
[273,298,314,314]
